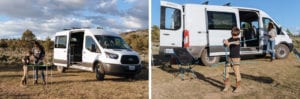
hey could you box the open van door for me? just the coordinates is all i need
[53,32,70,70]
[206,8,239,56]
[160,1,183,50]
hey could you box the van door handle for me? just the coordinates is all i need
[163,33,170,36]
[198,31,207,34]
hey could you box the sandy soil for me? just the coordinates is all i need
[0,64,148,99]
[152,54,300,99]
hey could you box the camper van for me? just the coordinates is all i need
[53,28,142,80]
[160,1,293,66]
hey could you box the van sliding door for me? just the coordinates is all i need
[206,9,239,56]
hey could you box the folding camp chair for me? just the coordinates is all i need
[166,48,197,80]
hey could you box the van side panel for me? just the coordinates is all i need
[184,5,208,58]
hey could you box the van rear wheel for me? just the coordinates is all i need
[57,66,65,73]
[95,63,105,81]
[275,44,289,59]
[200,49,220,66]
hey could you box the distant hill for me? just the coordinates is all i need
[120,29,148,54]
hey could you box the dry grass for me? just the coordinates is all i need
[0,63,148,99]
[152,53,300,99]
[151,36,300,99]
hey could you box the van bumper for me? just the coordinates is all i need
[102,63,142,75]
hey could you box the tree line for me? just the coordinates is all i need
[0,29,54,52]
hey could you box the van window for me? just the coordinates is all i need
[85,36,100,53]
[160,6,181,30]
[55,36,67,48]
[95,35,130,49]
[207,11,237,30]
[263,18,283,35]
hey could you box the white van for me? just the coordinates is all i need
[53,28,142,80]
[160,1,293,66]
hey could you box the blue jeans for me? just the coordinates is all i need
[34,61,45,81]
[267,39,275,59]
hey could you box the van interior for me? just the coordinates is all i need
[239,10,260,50]
[70,32,84,64]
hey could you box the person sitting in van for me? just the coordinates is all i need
[20,50,34,86]
[32,41,46,85]
[268,22,277,62]
[223,27,242,93]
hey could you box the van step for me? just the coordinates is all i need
[70,65,93,71]
[241,47,258,51]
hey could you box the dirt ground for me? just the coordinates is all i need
[0,64,148,98]
[152,54,300,99]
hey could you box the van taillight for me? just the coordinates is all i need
[183,30,189,48]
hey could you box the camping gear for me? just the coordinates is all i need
[166,48,197,80]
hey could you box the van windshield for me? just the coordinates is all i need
[95,35,131,49]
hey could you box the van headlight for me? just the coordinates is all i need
[105,52,119,59]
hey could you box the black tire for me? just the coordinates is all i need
[200,49,220,66]
[95,62,105,81]
[57,66,65,73]
[275,44,290,59]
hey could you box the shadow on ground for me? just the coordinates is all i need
[158,66,224,90]
[229,73,274,84]
[157,62,275,91]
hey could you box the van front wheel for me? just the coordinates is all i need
[95,63,105,81]
[200,49,220,66]
[275,44,290,59]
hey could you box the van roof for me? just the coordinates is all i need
[184,3,260,11]
[55,29,120,37]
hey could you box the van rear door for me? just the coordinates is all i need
[53,32,70,67]
[160,1,183,49]
[206,7,239,56]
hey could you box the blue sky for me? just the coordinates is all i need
[152,0,300,34]
[0,0,148,39]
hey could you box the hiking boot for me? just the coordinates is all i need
[233,81,241,93]
[222,78,230,92]
[33,80,38,85]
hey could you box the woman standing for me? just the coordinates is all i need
[32,41,46,85]
[268,22,277,62]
